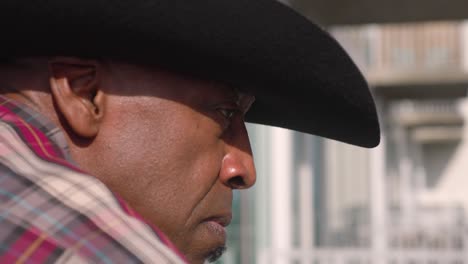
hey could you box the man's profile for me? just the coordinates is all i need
[0,0,380,263]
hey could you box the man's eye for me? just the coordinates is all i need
[218,108,237,119]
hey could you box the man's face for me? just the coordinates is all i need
[86,64,256,263]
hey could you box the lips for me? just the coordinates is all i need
[205,213,232,227]
[203,213,232,240]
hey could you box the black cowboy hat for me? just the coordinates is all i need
[0,0,380,147]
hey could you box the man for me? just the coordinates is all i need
[0,0,380,263]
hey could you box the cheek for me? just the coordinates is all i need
[98,106,225,231]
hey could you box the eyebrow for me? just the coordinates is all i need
[233,88,255,114]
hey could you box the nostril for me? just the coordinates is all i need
[228,176,245,189]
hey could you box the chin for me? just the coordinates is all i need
[205,246,227,263]
[182,220,230,263]
[187,246,227,264]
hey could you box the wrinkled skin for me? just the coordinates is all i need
[89,64,257,263]
[0,58,257,264]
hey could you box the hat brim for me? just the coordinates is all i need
[1,0,380,147]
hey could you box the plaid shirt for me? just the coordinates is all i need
[0,96,186,263]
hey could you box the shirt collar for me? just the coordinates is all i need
[0,95,73,162]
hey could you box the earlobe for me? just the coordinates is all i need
[49,75,102,139]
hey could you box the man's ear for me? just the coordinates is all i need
[48,57,105,138]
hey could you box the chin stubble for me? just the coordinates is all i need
[206,246,227,263]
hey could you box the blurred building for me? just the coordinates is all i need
[217,19,468,264]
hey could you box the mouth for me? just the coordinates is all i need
[203,213,232,240]
[205,213,232,227]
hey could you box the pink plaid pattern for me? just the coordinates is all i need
[0,96,186,263]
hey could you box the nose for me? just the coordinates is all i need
[219,123,256,189]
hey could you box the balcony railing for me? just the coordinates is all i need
[258,248,466,264]
[331,21,468,86]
